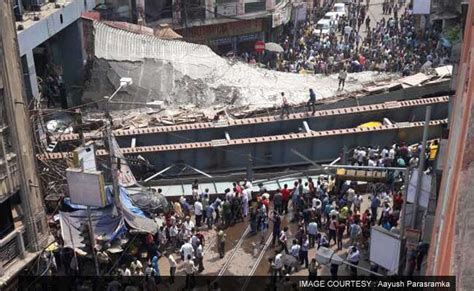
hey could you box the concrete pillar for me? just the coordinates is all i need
[25,50,39,100]
[206,0,215,18]
[0,1,49,252]
[237,0,245,15]
[266,0,275,10]
[16,230,26,259]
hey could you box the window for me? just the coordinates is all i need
[244,0,265,13]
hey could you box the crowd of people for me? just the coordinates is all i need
[44,139,435,290]
[108,136,439,288]
[350,140,440,171]
[242,0,451,78]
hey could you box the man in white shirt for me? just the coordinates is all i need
[381,147,389,159]
[194,200,203,227]
[130,258,143,275]
[290,239,301,259]
[368,157,377,167]
[120,265,131,276]
[183,216,195,234]
[169,225,178,249]
[347,246,360,276]
[346,188,355,210]
[180,241,194,261]
[183,255,198,289]
[353,193,363,212]
[242,187,250,217]
[273,252,283,279]
[312,197,321,210]
[344,25,352,42]
[357,148,366,165]
[388,146,396,164]
[352,148,359,164]
[279,227,289,254]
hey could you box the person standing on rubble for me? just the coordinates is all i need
[338,68,347,90]
[217,227,226,259]
[280,92,290,118]
[307,89,316,115]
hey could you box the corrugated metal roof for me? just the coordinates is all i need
[94,21,223,66]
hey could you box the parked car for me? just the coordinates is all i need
[323,11,340,28]
[314,19,333,36]
[332,3,347,18]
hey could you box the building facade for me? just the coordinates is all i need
[1,1,53,287]
[426,1,473,288]
[102,0,302,54]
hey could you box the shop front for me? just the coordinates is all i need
[176,18,266,55]
[210,31,264,54]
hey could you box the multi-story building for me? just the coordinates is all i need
[15,0,97,105]
[0,1,52,287]
[430,0,469,30]
[102,0,307,54]
[426,1,473,289]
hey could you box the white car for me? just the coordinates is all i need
[323,12,340,28]
[314,19,333,36]
[332,3,346,18]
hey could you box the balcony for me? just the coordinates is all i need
[0,227,25,277]
[0,153,19,204]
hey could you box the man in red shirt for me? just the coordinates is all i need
[281,184,290,215]
[393,192,403,211]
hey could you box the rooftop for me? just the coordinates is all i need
[15,2,68,32]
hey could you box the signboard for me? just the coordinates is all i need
[238,32,260,42]
[272,12,282,28]
[66,168,107,207]
[281,4,292,25]
[272,1,292,28]
[407,169,432,208]
[216,3,237,16]
[72,142,97,171]
[413,0,430,14]
[183,18,263,42]
[255,40,265,52]
[294,2,307,22]
[370,226,401,274]
[210,37,233,46]
[405,228,421,250]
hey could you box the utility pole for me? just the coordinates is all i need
[0,0,48,251]
[105,110,122,217]
[103,78,132,216]
[246,153,253,182]
[292,3,298,48]
[182,0,189,39]
[412,105,431,228]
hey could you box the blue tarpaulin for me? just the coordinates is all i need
[114,186,158,234]
[59,206,126,249]
[60,185,158,248]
